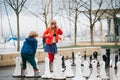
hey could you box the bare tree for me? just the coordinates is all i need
[105,0,120,45]
[63,0,86,46]
[6,0,27,51]
[81,0,107,45]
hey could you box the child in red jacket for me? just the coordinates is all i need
[43,20,63,72]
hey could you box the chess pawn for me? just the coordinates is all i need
[64,60,74,78]
[13,57,21,76]
[73,55,86,80]
[82,60,91,78]
[42,57,52,79]
[99,60,109,79]
[89,60,99,80]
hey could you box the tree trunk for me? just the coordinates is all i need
[114,17,117,45]
[16,13,20,51]
[74,8,78,46]
[90,26,94,46]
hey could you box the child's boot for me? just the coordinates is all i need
[34,69,40,77]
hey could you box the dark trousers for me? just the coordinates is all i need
[21,53,37,70]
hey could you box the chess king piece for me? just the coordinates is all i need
[89,59,99,80]
[42,57,52,79]
[52,55,66,79]
[13,57,21,76]
[99,60,109,79]
[64,60,74,78]
[109,60,116,80]
[73,53,86,80]
[82,60,91,78]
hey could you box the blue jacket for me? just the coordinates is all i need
[21,37,38,55]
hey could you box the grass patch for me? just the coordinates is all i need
[58,45,120,49]
[101,45,120,49]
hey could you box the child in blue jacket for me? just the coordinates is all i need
[21,31,40,77]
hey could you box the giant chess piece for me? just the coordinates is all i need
[82,60,91,78]
[99,60,109,79]
[114,55,118,69]
[84,51,87,60]
[102,55,107,67]
[42,57,52,79]
[93,51,99,67]
[13,57,21,77]
[93,51,98,59]
[89,55,92,68]
[62,56,66,68]
[52,55,66,79]
[106,49,111,67]
[119,49,120,61]
[73,53,86,80]
[64,60,74,78]
[26,58,39,77]
[71,52,76,66]
[116,61,120,80]
[109,60,117,80]
[89,60,99,80]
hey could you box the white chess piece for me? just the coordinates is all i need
[73,54,86,80]
[53,55,66,79]
[26,58,38,77]
[116,61,120,80]
[109,59,117,80]
[82,60,91,78]
[99,60,109,79]
[42,57,52,78]
[64,60,74,78]
[89,59,99,80]
[13,57,21,76]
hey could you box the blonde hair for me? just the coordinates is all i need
[50,20,57,33]
[28,31,38,38]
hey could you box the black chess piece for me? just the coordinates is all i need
[114,55,118,69]
[62,56,66,68]
[89,55,92,68]
[93,51,98,59]
[102,55,107,67]
[84,51,87,60]
[71,52,76,66]
[93,51,99,67]
[119,49,120,61]
[106,49,111,66]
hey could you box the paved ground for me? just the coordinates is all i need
[0,49,119,80]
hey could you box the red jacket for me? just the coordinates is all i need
[43,28,63,45]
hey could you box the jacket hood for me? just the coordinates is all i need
[25,37,37,45]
